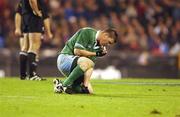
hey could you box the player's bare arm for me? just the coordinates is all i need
[74,47,107,57]
[74,48,96,57]
[43,18,53,39]
[14,13,22,37]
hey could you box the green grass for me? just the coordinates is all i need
[0,78,180,117]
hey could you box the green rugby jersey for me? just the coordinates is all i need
[60,27,102,62]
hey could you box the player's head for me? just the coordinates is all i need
[98,28,118,46]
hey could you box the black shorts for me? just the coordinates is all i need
[22,14,44,33]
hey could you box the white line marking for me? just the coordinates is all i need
[0,95,36,99]
[94,82,180,86]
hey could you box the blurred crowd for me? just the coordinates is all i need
[0,0,179,56]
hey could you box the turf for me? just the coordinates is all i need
[0,78,180,117]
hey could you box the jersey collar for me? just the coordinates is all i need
[95,30,100,40]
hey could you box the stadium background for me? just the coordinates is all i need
[0,0,179,78]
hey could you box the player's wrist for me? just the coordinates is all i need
[15,28,21,31]
[96,50,107,57]
[33,10,42,17]
[96,51,100,56]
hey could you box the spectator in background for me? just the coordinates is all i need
[0,0,179,57]
[0,36,5,48]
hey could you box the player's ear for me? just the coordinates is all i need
[103,32,109,39]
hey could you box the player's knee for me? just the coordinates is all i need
[79,63,88,71]
[33,44,41,50]
[28,43,41,53]
[21,45,28,52]
[28,34,41,50]
[28,47,38,54]
[78,57,94,71]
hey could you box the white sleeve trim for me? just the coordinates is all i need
[75,43,85,49]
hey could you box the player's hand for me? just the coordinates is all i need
[15,28,22,37]
[47,31,53,39]
[33,10,42,17]
[96,49,107,57]
[37,10,42,17]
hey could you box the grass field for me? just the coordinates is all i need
[0,78,180,117]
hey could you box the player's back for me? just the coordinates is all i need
[21,0,33,15]
[60,27,97,55]
[21,0,48,19]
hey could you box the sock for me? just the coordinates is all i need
[63,65,84,87]
[34,60,38,74]
[19,51,28,79]
[28,52,36,77]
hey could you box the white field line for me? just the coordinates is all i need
[0,95,36,99]
[94,82,180,86]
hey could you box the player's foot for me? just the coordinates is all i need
[20,76,26,80]
[29,75,46,81]
[53,79,64,93]
[64,86,75,94]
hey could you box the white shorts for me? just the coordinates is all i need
[57,54,78,77]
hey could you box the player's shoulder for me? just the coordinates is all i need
[80,27,97,36]
[17,0,22,6]
[81,27,97,32]
[16,0,23,13]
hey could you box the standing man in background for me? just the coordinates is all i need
[14,0,53,80]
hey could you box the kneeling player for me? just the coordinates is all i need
[53,27,118,94]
